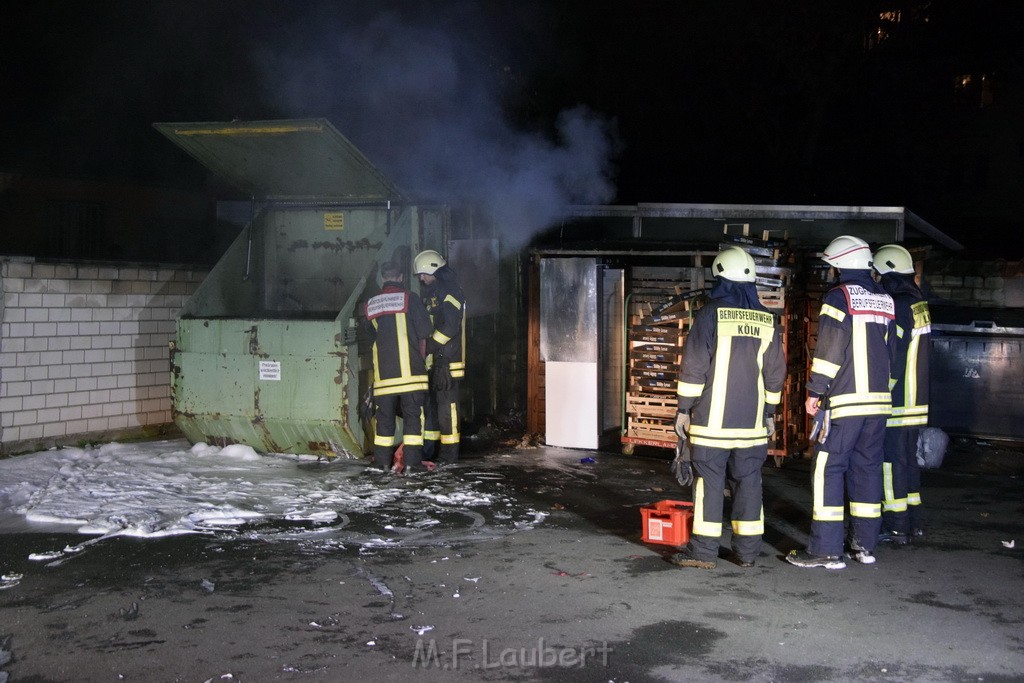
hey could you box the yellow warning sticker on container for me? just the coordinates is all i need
[324,212,344,231]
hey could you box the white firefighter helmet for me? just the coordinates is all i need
[413,249,446,275]
[872,244,915,275]
[711,246,757,283]
[822,235,872,270]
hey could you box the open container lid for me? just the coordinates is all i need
[153,118,404,202]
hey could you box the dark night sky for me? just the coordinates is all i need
[2,1,1024,257]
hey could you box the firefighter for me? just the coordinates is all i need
[413,249,466,465]
[787,235,897,570]
[670,246,786,569]
[364,261,432,472]
[873,244,930,544]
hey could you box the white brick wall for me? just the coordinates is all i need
[1,256,207,453]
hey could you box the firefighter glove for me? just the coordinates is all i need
[819,410,831,443]
[765,412,776,440]
[809,410,831,444]
[670,458,694,488]
[671,438,693,487]
[431,354,452,392]
[674,411,690,439]
[359,386,375,423]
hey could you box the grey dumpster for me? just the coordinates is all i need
[929,306,1024,441]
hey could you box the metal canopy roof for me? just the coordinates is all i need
[569,202,907,221]
[561,202,963,251]
[153,119,404,202]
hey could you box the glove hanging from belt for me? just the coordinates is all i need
[430,354,452,392]
[671,410,693,487]
[359,386,375,423]
[671,438,693,488]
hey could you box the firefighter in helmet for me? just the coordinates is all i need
[787,235,897,569]
[413,249,466,464]
[671,246,786,569]
[873,244,930,544]
[364,260,433,472]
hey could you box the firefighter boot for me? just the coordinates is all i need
[670,547,716,569]
[786,549,846,570]
[878,529,911,545]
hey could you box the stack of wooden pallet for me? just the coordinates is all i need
[717,226,792,311]
[778,264,807,459]
[803,259,831,357]
[622,284,704,453]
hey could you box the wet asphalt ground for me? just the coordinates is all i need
[1,437,1022,682]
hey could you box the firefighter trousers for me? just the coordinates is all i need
[808,415,886,556]
[423,381,460,464]
[373,390,425,470]
[689,443,768,563]
[882,425,923,535]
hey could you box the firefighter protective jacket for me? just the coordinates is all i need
[365,282,432,396]
[422,266,466,379]
[807,271,897,419]
[676,295,786,449]
[880,273,931,427]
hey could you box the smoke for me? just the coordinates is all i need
[251,4,617,247]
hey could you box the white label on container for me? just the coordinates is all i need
[259,361,281,381]
[648,519,663,541]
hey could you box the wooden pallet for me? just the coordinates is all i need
[626,393,677,418]
[627,417,675,442]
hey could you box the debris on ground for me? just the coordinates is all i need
[513,432,544,449]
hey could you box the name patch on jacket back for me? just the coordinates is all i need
[843,285,895,318]
[366,291,408,319]
[718,307,774,338]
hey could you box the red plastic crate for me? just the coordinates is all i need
[640,499,693,546]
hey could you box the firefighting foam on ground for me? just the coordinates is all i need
[1,438,1022,681]
[0,440,549,552]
